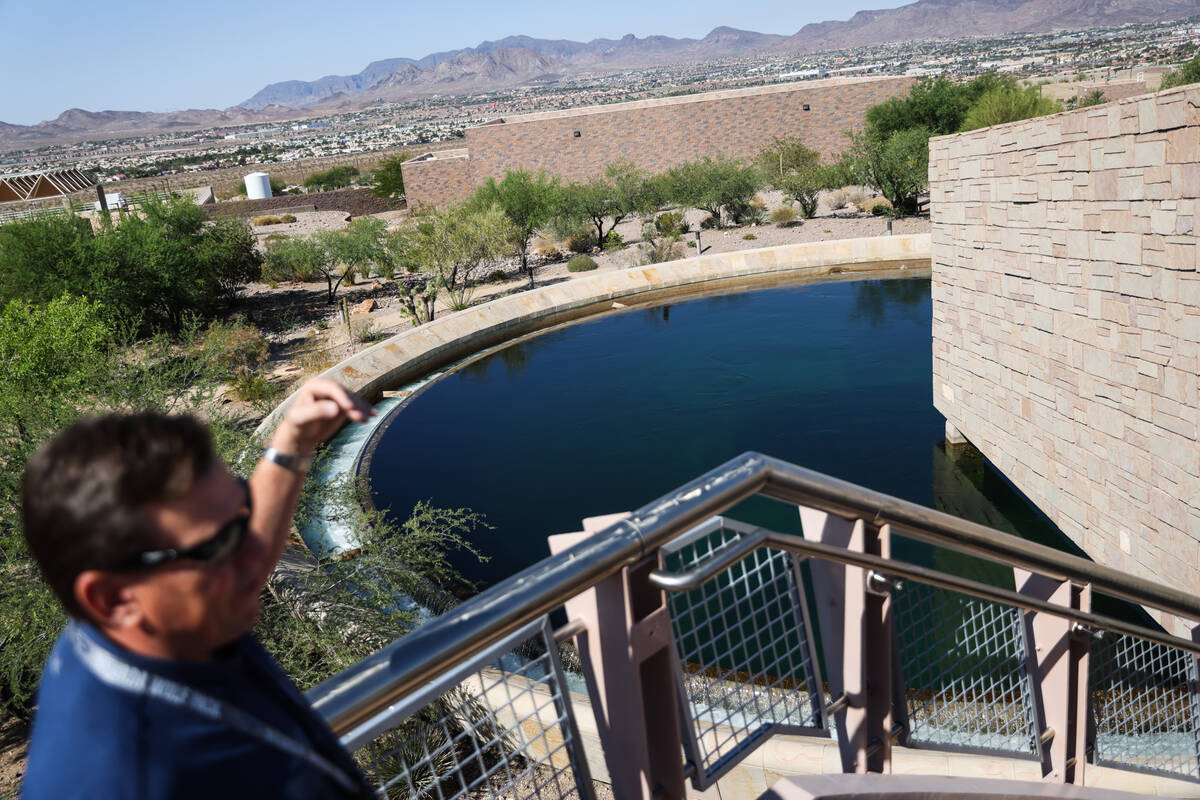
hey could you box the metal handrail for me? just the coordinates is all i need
[307,451,1200,736]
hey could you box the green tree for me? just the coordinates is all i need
[473,168,560,289]
[665,156,762,227]
[847,127,931,216]
[756,139,831,219]
[864,73,1016,140]
[1160,53,1200,91]
[322,217,391,283]
[960,86,1063,131]
[370,153,411,199]
[755,137,821,184]
[557,161,659,249]
[303,165,359,192]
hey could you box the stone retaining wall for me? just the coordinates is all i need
[929,85,1200,611]
[402,76,913,208]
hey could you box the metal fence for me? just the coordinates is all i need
[1090,631,1200,780]
[344,618,594,800]
[662,517,827,788]
[894,583,1038,755]
[309,452,1200,798]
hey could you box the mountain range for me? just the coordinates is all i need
[239,0,1200,110]
[3,0,1199,148]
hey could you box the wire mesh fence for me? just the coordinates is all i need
[894,582,1038,755]
[662,518,826,788]
[349,618,594,800]
[1090,630,1200,780]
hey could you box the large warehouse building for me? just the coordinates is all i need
[401,75,915,208]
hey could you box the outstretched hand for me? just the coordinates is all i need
[270,378,376,456]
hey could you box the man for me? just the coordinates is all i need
[20,378,379,799]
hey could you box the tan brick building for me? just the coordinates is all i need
[929,85,1200,615]
[402,75,914,207]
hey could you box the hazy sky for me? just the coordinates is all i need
[0,0,913,125]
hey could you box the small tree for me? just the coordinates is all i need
[407,204,513,310]
[556,161,658,250]
[473,168,559,289]
[1160,53,1200,91]
[370,153,411,198]
[665,156,761,227]
[848,127,930,216]
[323,217,391,282]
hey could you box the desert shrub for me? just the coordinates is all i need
[564,232,596,253]
[487,269,508,283]
[699,214,720,229]
[637,237,684,264]
[264,233,288,246]
[351,319,387,344]
[253,215,284,226]
[654,212,689,238]
[229,372,277,403]
[743,233,757,240]
[847,190,869,208]
[567,255,598,272]
[0,199,259,332]
[280,214,297,224]
[727,196,766,225]
[531,235,560,259]
[263,236,325,283]
[827,189,849,210]
[601,230,625,250]
[769,205,798,226]
[303,165,359,192]
[871,201,893,216]
[200,317,270,376]
[1066,89,1106,110]
[1161,54,1200,91]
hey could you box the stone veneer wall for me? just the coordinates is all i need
[929,85,1200,608]
[402,76,913,208]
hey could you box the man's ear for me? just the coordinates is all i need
[74,570,141,630]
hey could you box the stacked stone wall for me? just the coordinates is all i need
[929,86,1200,610]
[403,76,913,207]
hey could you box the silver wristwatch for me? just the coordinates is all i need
[262,446,313,474]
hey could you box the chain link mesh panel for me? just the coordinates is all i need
[1090,631,1200,780]
[662,518,826,788]
[894,582,1037,755]
[351,619,595,800]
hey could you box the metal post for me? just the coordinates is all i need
[549,518,688,800]
[799,509,870,773]
[96,185,109,214]
[1015,569,1091,784]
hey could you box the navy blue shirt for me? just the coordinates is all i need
[23,623,375,799]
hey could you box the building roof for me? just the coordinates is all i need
[0,167,97,205]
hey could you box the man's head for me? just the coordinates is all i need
[22,413,265,659]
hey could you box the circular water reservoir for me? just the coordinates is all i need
[365,277,1071,591]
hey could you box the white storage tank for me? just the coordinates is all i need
[243,172,272,200]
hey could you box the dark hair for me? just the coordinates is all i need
[21,413,215,618]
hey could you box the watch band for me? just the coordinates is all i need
[262,446,312,474]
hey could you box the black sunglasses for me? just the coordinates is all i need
[122,478,252,570]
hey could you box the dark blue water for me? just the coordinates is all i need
[366,278,1074,591]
